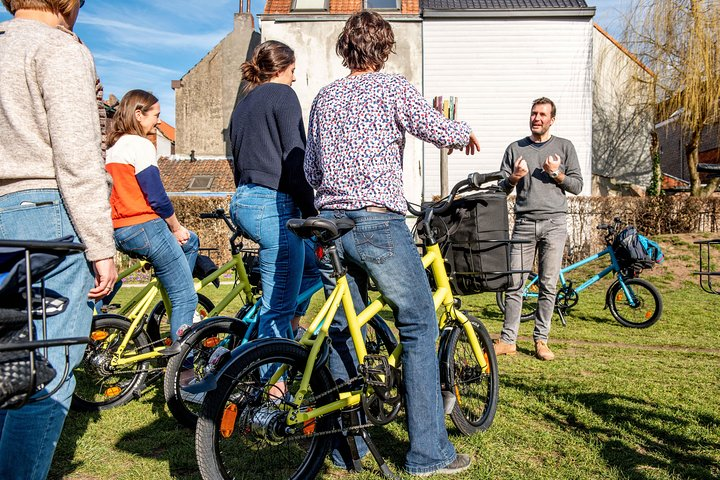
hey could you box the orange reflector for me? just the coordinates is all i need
[303,408,315,435]
[91,330,109,341]
[454,384,461,406]
[202,337,221,348]
[483,352,490,374]
[645,311,652,319]
[616,293,623,301]
[220,403,238,438]
[104,386,122,398]
[164,337,172,346]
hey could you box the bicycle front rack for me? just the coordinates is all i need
[694,239,720,295]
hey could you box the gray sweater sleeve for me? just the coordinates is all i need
[498,146,516,194]
[38,40,115,261]
[557,142,583,195]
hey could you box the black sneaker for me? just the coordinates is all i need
[415,454,472,477]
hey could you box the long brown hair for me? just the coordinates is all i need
[107,89,159,148]
[336,11,395,72]
[241,40,295,92]
[2,0,80,15]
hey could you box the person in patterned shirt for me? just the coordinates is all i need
[305,10,480,477]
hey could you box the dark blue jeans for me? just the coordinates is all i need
[319,209,457,475]
[114,218,198,340]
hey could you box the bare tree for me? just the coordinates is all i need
[626,0,720,196]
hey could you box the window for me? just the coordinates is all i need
[364,0,400,10]
[187,176,214,190]
[291,0,327,11]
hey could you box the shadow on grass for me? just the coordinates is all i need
[49,409,100,479]
[505,377,720,480]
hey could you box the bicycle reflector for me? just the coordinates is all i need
[104,386,122,398]
[315,245,324,260]
[90,330,109,342]
[220,403,238,438]
[202,337,221,348]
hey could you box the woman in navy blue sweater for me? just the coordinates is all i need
[228,40,318,350]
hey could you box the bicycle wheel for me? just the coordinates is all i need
[196,341,338,480]
[146,293,215,343]
[72,314,152,411]
[495,272,538,322]
[441,314,499,435]
[608,278,663,328]
[164,317,248,428]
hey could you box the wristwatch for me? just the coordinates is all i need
[550,170,560,178]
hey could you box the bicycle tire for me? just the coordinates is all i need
[71,314,151,411]
[608,278,662,328]
[196,341,337,480]
[146,293,215,343]
[164,317,248,428]
[440,315,499,435]
[496,272,538,322]
[367,314,398,355]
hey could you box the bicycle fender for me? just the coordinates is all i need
[605,279,621,310]
[176,316,246,344]
[437,326,454,383]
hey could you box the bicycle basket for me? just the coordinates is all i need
[429,189,514,295]
[612,226,663,273]
[0,239,89,409]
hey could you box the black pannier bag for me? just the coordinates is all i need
[430,188,512,295]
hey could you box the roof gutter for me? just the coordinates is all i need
[421,7,595,19]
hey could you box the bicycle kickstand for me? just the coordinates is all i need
[556,307,568,327]
[357,428,401,480]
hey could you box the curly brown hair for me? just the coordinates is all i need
[2,0,80,15]
[336,11,395,72]
[107,89,159,148]
[241,40,295,91]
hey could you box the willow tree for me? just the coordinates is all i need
[628,0,720,196]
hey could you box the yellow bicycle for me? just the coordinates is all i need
[194,173,502,480]
[71,209,256,411]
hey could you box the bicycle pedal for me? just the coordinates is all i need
[359,354,392,387]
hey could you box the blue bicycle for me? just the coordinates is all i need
[496,218,663,329]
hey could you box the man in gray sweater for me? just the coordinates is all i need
[494,97,583,361]
[0,1,116,478]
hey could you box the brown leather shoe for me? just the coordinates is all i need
[493,340,516,356]
[535,340,555,361]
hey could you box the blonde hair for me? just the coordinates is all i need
[107,89,159,148]
[2,0,81,16]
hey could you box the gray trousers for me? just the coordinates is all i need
[501,216,567,343]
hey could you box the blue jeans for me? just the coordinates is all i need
[230,184,320,341]
[319,209,457,475]
[0,189,95,480]
[502,216,567,343]
[114,218,198,340]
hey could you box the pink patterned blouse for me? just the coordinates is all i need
[304,72,471,214]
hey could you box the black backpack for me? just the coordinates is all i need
[612,226,656,271]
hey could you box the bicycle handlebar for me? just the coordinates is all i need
[407,171,503,218]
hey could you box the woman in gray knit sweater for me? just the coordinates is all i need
[0,1,117,478]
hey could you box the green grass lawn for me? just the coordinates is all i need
[51,234,720,479]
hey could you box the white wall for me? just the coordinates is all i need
[422,17,594,198]
[261,18,425,203]
[156,132,173,158]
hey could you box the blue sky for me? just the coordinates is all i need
[1,1,631,126]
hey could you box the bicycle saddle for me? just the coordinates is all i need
[286,217,355,244]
